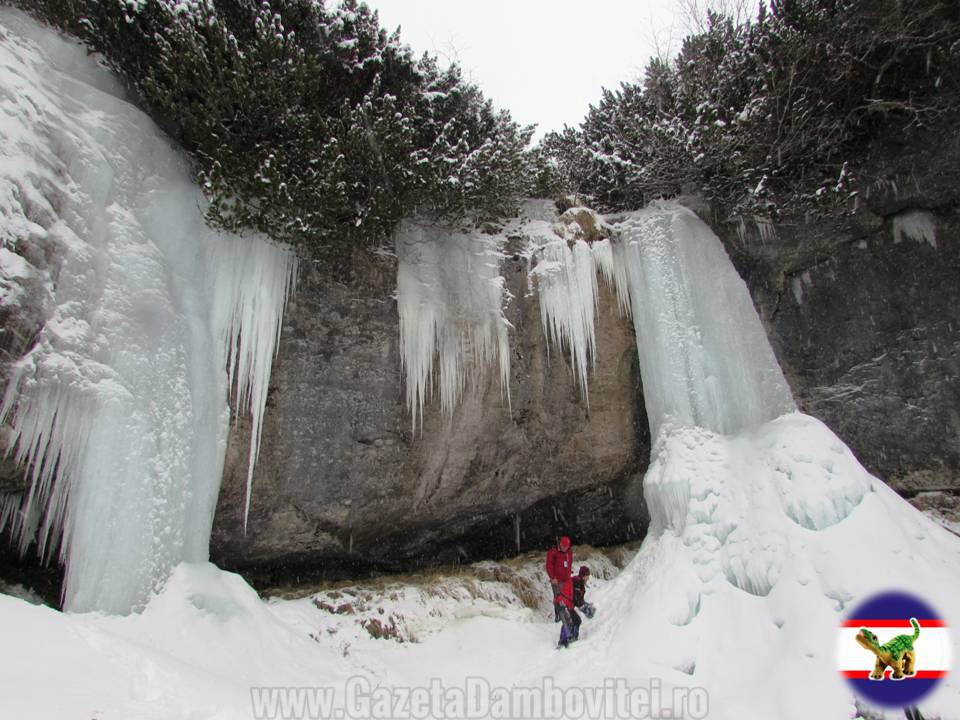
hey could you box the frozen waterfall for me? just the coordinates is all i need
[610,204,796,439]
[587,204,960,717]
[0,11,297,613]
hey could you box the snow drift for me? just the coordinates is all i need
[0,9,297,613]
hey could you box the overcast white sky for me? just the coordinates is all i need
[369,0,683,138]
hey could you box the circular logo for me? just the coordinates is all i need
[837,591,951,709]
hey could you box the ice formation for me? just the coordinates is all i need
[530,236,601,401]
[609,204,796,439]
[396,220,510,429]
[524,203,628,402]
[587,202,960,718]
[893,208,938,248]
[0,10,297,613]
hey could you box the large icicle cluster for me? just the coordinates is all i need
[213,237,299,530]
[530,235,600,401]
[396,220,511,430]
[0,10,297,613]
[523,204,626,403]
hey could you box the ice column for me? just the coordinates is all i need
[609,204,796,439]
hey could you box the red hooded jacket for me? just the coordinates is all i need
[546,545,573,583]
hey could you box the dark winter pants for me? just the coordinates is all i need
[558,606,581,645]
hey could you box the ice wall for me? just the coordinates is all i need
[396,220,511,430]
[610,204,796,439]
[0,11,297,613]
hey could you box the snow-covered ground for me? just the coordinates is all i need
[0,550,635,720]
[2,464,958,720]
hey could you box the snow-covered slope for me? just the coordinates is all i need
[0,9,297,613]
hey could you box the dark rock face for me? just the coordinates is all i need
[211,247,648,582]
[714,120,960,494]
[0,426,26,495]
[213,120,960,580]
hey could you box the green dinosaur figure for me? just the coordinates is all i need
[855,618,921,680]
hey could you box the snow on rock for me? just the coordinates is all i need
[396,219,510,429]
[0,9,297,614]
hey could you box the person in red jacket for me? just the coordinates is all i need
[545,536,572,622]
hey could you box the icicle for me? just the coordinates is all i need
[591,239,631,317]
[211,236,299,532]
[0,493,22,537]
[527,236,602,403]
[395,220,511,430]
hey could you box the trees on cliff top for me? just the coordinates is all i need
[535,0,960,219]
[17,0,534,256]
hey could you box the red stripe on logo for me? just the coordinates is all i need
[842,619,946,628]
[840,670,947,679]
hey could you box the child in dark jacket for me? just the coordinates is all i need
[560,565,599,647]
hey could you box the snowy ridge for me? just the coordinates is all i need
[396,220,510,429]
[0,10,297,613]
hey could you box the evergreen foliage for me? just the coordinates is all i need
[535,0,960,219]
[16,0,534,255]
